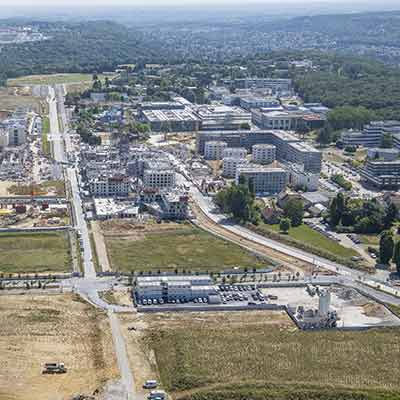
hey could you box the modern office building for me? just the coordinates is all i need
[139,101,185,111]
[236,166,287,194]
[196,105,251,131]
[341,121,400,148]
[141,108,201,132]
[239,96,281,111]
[252,144,276,164]
[204,141,228,160]
[232,78,292,92]
[252,110,298,130]
[286,142,322,173]
[367,148,400,161]
[360,160,400,189]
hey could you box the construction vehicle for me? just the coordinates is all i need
[42,362,67,374]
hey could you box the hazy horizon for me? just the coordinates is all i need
[1,0,399,25]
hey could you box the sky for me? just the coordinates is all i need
[1,0,398,21]
[0,0,391,6]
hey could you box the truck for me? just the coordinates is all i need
[42,362,67,374]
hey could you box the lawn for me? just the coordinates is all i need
[105,225,266,273]
[259,223,358,259]
[143,312,400,399]
[0,232,71,274]
[359,234,380,246]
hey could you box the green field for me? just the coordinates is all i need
[41,116,50,155]
[258,223,359,259]
[105,225,266,272]
[7,73,99,86]
[0,232,71,274]
[144,312,400,399]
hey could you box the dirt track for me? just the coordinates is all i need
[191,202,320,275]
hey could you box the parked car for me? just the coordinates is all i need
[143,380,158,389]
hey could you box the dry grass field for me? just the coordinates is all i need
[0,294,118,400]
[133,311,400,399]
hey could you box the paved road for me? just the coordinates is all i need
[67,167,97,279]
[47,86,66,163]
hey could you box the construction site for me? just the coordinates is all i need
[262,285,400,329]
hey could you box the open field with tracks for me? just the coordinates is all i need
[130,311,400,400]
[0,231,71,275]
[8,73,96,86]
[0,294,118,400]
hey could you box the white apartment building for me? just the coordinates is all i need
[287,163,319,192]
[222,147,247,159]
[143,168,176,189]
[222,157,249,178]
[236,166,287,194]
[252,144,276,164]
[204,141,228,160]
[89,176,131,197]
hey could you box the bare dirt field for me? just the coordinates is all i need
[0,181,16,196]
[0,87,44,114]
[0,293,119,400]
[99,289,133,307]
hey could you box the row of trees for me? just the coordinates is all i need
[379,231,400,274]
[329,193,397,234]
